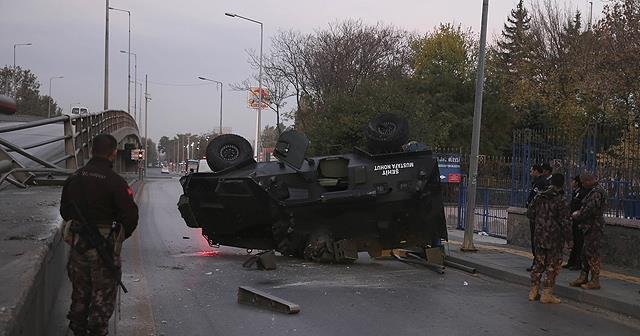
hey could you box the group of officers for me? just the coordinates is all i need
[525,163,608,304]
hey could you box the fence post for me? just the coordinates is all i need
[63,117,78,170]
[482,188,489,233]
[457,180,466,230]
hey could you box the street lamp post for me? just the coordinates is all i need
[48,76,64,118]
[104,0,109,110]
[13,43,32,69]
[144,74,151,177]
[11,43,32,96]
[225,12,263,159]
[197,76,224,135]
[121,50,137,120]
[110,6,132,113]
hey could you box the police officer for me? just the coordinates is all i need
[569,173,608,290]
[526,173,572,303]
[526,164,547,271]
[60,134,139,336]
[564,176,586,270]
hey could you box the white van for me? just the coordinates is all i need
[71,106,89,115]
[198,159,212,173]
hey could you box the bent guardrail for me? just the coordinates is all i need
[0,110,138,188]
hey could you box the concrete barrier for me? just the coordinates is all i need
[1,221,69,336]
[507,207,640,268]
[0,178,141,336]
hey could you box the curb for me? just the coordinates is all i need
[446,255,640,320]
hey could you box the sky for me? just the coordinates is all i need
[0,0,604,144]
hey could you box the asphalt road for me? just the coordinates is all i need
[123,175,640,336]
[0,121,65,167]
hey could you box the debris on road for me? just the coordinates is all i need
[237,286,300,314]
[205,271,212,275]
[242,250,277,270]
[463,281,469,286]
[182,236,190,239]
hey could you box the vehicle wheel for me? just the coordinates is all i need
[365,113,409,153]
[205,134,253,172]
[303,229,335,263]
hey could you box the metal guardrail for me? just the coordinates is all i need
[0,110,137,188]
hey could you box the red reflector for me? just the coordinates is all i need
[198,251,219,257]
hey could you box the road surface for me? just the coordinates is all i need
[118,173,640,336]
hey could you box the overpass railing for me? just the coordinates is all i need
[0,110,137,188]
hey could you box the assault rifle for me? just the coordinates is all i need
[71,202,128,293]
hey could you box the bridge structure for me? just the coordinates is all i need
[0,110,141,188]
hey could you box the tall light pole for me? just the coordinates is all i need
[110,6,131,113]
[462,0,490,252]
[144,74,150,176]
[197,76,224,135]
[11,43,32,96]
[225,12,263,159]
[48,76,63,118]
[121,50,137,120]
[104,0,109,110]
[13,43,32,69]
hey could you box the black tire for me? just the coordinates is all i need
[205,134,253,172]
[365,113,409,153]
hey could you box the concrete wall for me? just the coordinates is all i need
[507,207,640,269]
[2,221,69,336]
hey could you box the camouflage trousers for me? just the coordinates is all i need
[530,247,563,288]
[67,247,120,336]
[581,229,602,276]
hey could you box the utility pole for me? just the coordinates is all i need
[588,1,593,31]
[144,74,150,177]
[48,76,63,118]
[104,0,110,110]
[462,0,489,252]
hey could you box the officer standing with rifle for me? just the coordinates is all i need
[60,134,139,336]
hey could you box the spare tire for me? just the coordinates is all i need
[365,113,409,153]
[205,134,254,172]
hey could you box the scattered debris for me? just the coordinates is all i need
[463,281,469,286]
[242,251,277,270]
[133,278,141,282]
[182,236,190,240]
[161,320,167,324]
[205,272,212,275]
[237,286,300,314]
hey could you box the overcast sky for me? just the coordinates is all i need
[0,0,603,143]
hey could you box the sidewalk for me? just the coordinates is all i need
[445,229,640,320]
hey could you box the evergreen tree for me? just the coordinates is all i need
[496,0,533,74]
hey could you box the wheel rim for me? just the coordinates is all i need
[219,144,240,161]
[377,121,397,136]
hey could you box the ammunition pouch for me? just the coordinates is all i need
[64,220,124,258]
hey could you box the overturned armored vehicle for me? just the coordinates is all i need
[178,114,447,262]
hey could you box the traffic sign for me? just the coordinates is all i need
[247,87,270,109]
[131,149,145,161]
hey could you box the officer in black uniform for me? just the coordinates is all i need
[60,134,138,336]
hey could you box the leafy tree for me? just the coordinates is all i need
[0,66,62,117]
